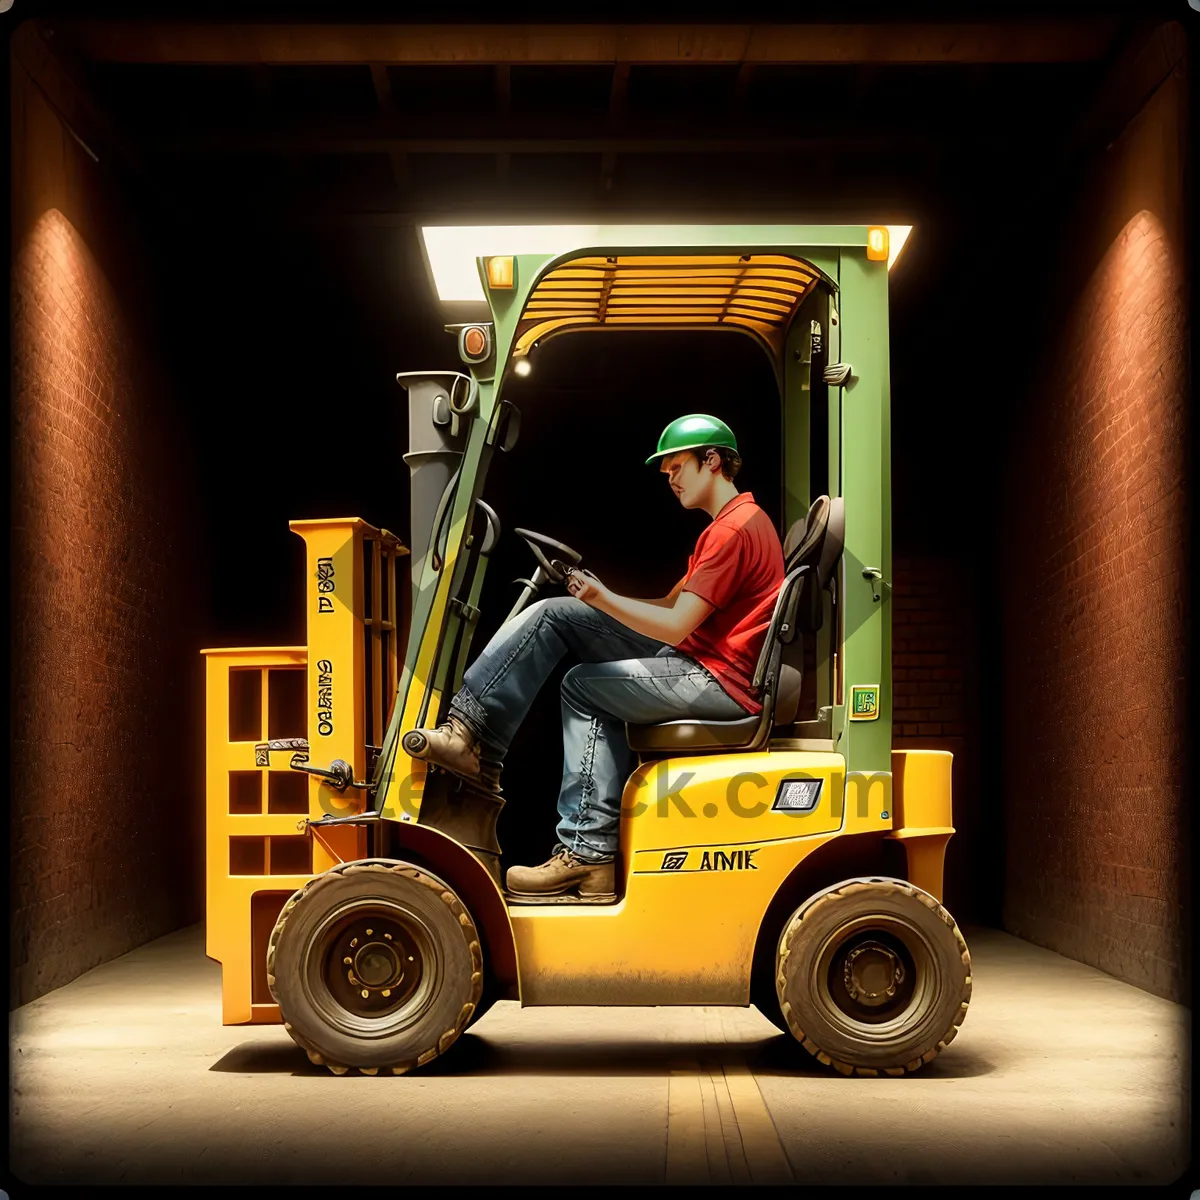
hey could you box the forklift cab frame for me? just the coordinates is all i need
[379,225,893,820]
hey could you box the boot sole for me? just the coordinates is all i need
[505,890,618,906]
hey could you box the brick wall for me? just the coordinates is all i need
[9,60,205,1007]
[891,556,991,925]
[892,556,973,741]
[999,65,1190,1002]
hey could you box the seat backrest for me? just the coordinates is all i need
[789,496,845,634]
[745,497,843,711]
[815,496,845,591]
[750,563,810,696]
[782,515,806,562]
[785,495,830,571]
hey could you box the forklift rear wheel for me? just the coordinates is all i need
[267,860,483,1076]
[775,877,971,1077]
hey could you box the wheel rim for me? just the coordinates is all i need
[809,913,942,1045]
[301,896,443,1040]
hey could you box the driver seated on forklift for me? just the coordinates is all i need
[406,414,785,903]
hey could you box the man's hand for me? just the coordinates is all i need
[566,567,712,645]
[565,567,609,607]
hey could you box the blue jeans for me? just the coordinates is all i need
[450,596,747,861]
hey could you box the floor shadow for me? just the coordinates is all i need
[210,1040,325,1075]
[741,1032,997,1080]
[210,1030,994,1080]
[416,1033,756,1077]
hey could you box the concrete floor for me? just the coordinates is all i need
[8,923,1191,1186]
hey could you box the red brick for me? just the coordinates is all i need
[9,71,204,1008]
[999,72,1189,1004]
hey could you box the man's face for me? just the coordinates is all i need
[660,449,716,510]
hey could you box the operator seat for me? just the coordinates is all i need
[626,494,845,755]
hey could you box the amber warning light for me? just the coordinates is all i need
[485,256,514,289]
[866,227,889,262]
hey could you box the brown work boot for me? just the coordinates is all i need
[506,845,616,905]
[478,758,503,795]
[403,713,494,790]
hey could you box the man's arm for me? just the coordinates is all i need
[567,570,711,645]
[640,575,688,608]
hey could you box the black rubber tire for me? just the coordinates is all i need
[775,876,971,1077]
[464,993,498,1031]
[267,859,483,1076]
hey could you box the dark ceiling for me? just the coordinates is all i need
[12,14,1179,541]
[15,12,1172,357]
[21,15,1153,228]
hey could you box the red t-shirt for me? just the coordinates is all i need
[677,492,785,714]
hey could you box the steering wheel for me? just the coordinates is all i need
[513,528,583,584]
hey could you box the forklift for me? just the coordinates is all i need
[202,225,970,1078]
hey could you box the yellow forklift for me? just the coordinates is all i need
[203,224,970,1078]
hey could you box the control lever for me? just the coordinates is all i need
[254,738,371,791]
[505,563,549,624]
[289,753,372,792]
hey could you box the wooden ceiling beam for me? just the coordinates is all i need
[52,20,1122,65]
[140,132,949,156]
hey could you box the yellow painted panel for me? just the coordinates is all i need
[204,647,308,1024]
[890,748,953,832]
[290,520,370,869]
[206,519,410,1026]
[508,751,895,1006]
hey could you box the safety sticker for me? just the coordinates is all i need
[849,685,880,720]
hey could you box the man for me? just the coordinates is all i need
[405,414,785,903]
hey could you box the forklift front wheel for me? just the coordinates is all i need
[775,877,971,1077]
[266,860,483,1076]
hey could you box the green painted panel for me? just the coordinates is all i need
[834,250,892,776]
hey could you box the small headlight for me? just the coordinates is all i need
[458,324,492,363]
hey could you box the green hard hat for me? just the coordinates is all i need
[646,414,739,465]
